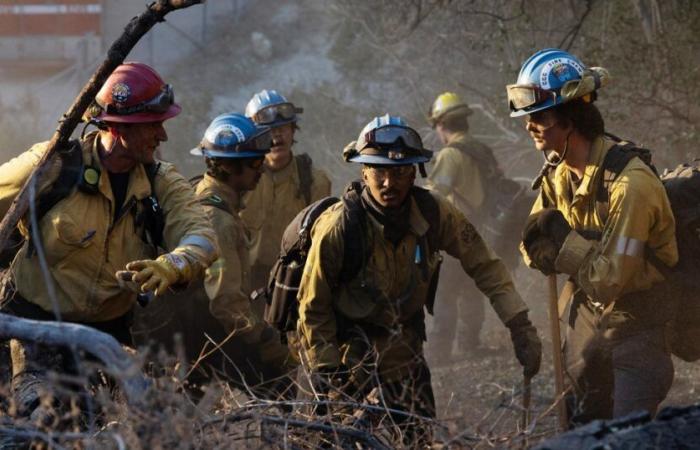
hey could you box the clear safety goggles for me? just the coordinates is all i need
[237,128,272,152]
[251,103,302,125]
[506,84,556,112]
[356,125,424,153]
[103,84,175,116]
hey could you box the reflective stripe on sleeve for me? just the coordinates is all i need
[613,236,645,257]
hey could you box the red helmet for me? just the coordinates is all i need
[92,62,181,123]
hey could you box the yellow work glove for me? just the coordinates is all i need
[119,253,190,296]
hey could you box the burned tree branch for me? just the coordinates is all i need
[0,313,149,404]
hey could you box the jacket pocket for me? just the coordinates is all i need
[44,215,96,264]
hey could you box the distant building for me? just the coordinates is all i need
[0,0,102,68]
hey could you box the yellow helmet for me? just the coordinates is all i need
[428,92,473,127]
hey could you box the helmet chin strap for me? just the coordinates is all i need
[532,131,572,190]
[542,130,572,168]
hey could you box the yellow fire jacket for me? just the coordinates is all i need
[240,154,331,270]
[297,190,528,379]
[525,136,678,305]
[425,132,486,216]
[0,133,217,322]
[195,174,260,337]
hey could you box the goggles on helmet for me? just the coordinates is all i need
[200,127,272,154]
[102,84,175,116]
[356,125,424,153]
[506,84,556,112]
[251,103,302,125]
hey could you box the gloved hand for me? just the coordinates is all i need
[524,236,559,275]
[522,209,572,275]
[118,253,189,296]
[507,312,542,378]
[523,208,571,251]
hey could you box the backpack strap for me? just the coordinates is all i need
[27,140,84,257]
[411,185,441,253]
[595,140,656,224]
[140,162,165,250]
[295,153,313,205]
[338,180,368,283]
[35,140,84,224]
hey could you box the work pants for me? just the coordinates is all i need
[564,296,674,426]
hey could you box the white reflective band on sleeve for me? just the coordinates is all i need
[179,235,216,255]
[614,236,645,257]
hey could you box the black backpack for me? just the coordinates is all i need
[595,138,700,361]
[259,181,442,338]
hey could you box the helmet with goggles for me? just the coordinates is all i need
[245,89,303,127]
[344,114,432,166]
[507,48,610,117]
[428,92,473,127]
[89,62,181,124]
[190,113,271,159]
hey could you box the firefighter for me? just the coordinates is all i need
[508,48,678,425]
[425,92,499,362]
[240,90,331,295]
[297,115,541,441]
[0,62,217,422]
[134,112,295,400]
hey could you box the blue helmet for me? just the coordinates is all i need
[245,89,303,127]
[507,48,609,117]
[345,114,432,165]
[190,113,271,159]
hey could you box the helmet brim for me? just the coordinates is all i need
[98,103,182,124]
[190,147,269,158]
[348,154,430,165]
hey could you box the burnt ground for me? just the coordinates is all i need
[424,268,700,448]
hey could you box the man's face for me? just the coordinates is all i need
[266,123,295,169]
[362,164,416,209]
[230,157,265,192]
[113,121,168,165]
[524,110,571,154]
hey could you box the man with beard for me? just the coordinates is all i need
[0,62,217,423]
[296,115,541,442]
[240,90,331,297]
[134,113,295,401]
[509,48,677,425]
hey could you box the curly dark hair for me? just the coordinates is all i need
[553,98,605,141]
[205,158,245,181]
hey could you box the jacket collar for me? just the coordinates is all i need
[554,135,608,203]
[196,173,243,213]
